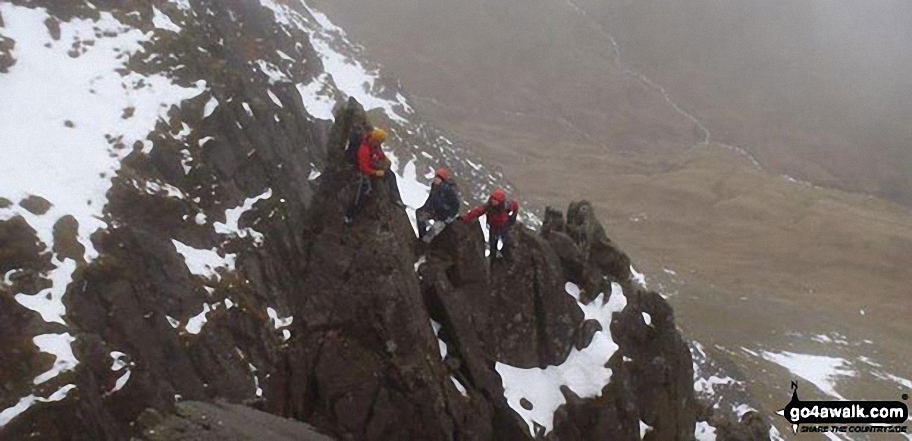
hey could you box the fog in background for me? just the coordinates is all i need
[590,0,912,203]
[314,0,912,206]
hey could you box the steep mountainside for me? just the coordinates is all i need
[0,1,768,440]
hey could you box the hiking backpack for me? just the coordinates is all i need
[346,124,370,167]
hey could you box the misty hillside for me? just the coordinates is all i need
[0,1,787,440]
[577,0,912,206]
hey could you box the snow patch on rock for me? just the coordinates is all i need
[430,319,447,360]
[761,351,854,400]
[733,403,755,418]
[170,0,191,11]
[185,303,212,335]
[693,375,736,396]
[214,189,272,245]
[267,307,294,329]
[0,384,77,427]
[107,352,132,394]
[451,377,469,397]
[639,420,653,439]
[388,153,430,236]
[695,421,717,440]
[203,96,219,118]
[172,240,236,280]
[31,333,78,386]
[256,60,288,84]
[496,281,626,436]
[248,363,264,397]
[296,73,337,120]
[267,89,284,107]
[152,6,182,33]
[630,265,647,287]
[13,258,76,325]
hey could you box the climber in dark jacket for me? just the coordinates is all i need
[344,129,405,224]
[416,168,460,242]
[462,188,520,262]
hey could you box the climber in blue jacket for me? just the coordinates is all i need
[416,168,460,242]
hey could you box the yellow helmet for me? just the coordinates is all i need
[369,129,387,146]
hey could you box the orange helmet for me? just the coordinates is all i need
[491,188,506,204]
[368,129,387,146]
[436,167,449,181]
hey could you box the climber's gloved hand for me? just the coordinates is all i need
[374,170,385,178]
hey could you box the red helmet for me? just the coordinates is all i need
[436,167,449,181]
[491,188,506,204]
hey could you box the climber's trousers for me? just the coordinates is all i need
[345,171,403,220]
[489,227,513,261]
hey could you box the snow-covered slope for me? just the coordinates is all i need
[0,2,207,424]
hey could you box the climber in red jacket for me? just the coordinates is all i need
[463,188,520,262]
[344,128,404,224]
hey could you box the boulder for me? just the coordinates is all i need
[713,411,773,441]
[487,226,584,368]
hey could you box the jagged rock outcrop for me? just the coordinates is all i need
[414,194,702,440]
[538,204,698,440]
[419,214,585,371]
[608,289,696,441]
[267,101,476,441]
[486,228,584,368]
[418,221,557,441]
